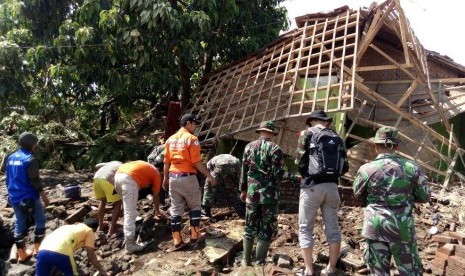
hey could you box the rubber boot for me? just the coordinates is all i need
[255,239,271,265]
[190,226,202,243]
[172,231,183,245]
[125,238,147,254]
[201,205,212,218]
[241,239,253,266]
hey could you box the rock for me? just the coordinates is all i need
[64,206,90,224]
[274,253,292,268]
[203,221,244,264]
[52,206,67,219]
[5,263,31,276]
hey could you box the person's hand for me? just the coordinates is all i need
[207,175,217,187]
[240,191,247,203]
[162,178,169,191]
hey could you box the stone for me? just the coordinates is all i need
[275,253,292,268]
[202,221,243,264]
[51,206,67,219]
[64,206,90,224]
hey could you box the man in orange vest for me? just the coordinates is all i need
[163,114,217,252]
[114,160,164,254]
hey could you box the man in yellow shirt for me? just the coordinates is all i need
[114,160,164,253]
[163,113,216,252]
[36,220,107,276]
[93,161,123,238]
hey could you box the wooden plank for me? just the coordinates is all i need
[286,20,308,118]
[202,65,242,139]
[338,10,351,109]
[224,58,258,134]
[312,18,329,111]
[396,80,419,107]
[345,100,368,139]
[324,14,340,111]
[356,64,413,72]
[346,133,446,176]
[237,48,268,131]
[443,151,459,189]
[394,0,411,65]
[273,25,299,121]
[356,0,396,64]
[298,20,317,115]
[356,117,452,163]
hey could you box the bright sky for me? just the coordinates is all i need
[282,0,465,66]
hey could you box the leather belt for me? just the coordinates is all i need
[169,172,194,178]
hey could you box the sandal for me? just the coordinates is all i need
[165,241,188,253]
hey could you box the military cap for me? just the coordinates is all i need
[256,121,278,135]
[370,126,401,144]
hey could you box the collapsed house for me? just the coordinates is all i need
[188,0,465,187]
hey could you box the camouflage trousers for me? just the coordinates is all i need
[364,239,423,276]
[202,173,239,207]
[243,202,278,242]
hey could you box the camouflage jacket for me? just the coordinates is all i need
[207,154,240,177]
[353,153,430,243]
[147,145,165,169]
[240,137,285,204]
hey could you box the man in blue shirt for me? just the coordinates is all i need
[1,132,49,261]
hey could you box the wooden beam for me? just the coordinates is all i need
[356,0,396,64]
[354,81,459,149]
[443,151,459,189]
[396,80,418,107]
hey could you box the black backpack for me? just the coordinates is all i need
[299,127,348,181]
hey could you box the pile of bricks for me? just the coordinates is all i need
[431,231,465,275]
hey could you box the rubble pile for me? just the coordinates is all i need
[428,232,465,276]
[1,170,465,275]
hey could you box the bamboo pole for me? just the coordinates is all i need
[443,151,459,189]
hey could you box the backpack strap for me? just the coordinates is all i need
[306,126,322,149]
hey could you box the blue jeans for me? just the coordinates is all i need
[12,199,46,238]
[36,250,74,276]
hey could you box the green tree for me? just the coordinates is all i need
[1,0,289,127]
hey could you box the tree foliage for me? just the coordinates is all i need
[0,0,289,167]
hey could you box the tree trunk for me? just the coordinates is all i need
[179,59,192,110]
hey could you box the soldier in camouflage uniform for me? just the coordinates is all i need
[147,144,165,170]
[240,121,285,266]
[147,144,167,204]
[353,127,430,276]
[201,154,242,218]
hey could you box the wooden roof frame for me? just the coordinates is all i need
[188,0,465,187]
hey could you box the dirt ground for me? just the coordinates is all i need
[1,170,465,275]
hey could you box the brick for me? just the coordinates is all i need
[433,235,458,244]
[447,262,465,273]
[436,251,450,261]
[456,251,465,259]
[450,232,465,245]
[456,245,465,254]
[449,256,465,269]
[438,244,456,256]
[446,264,465,276]
[431,264,446,276]
[431,258,447,270]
